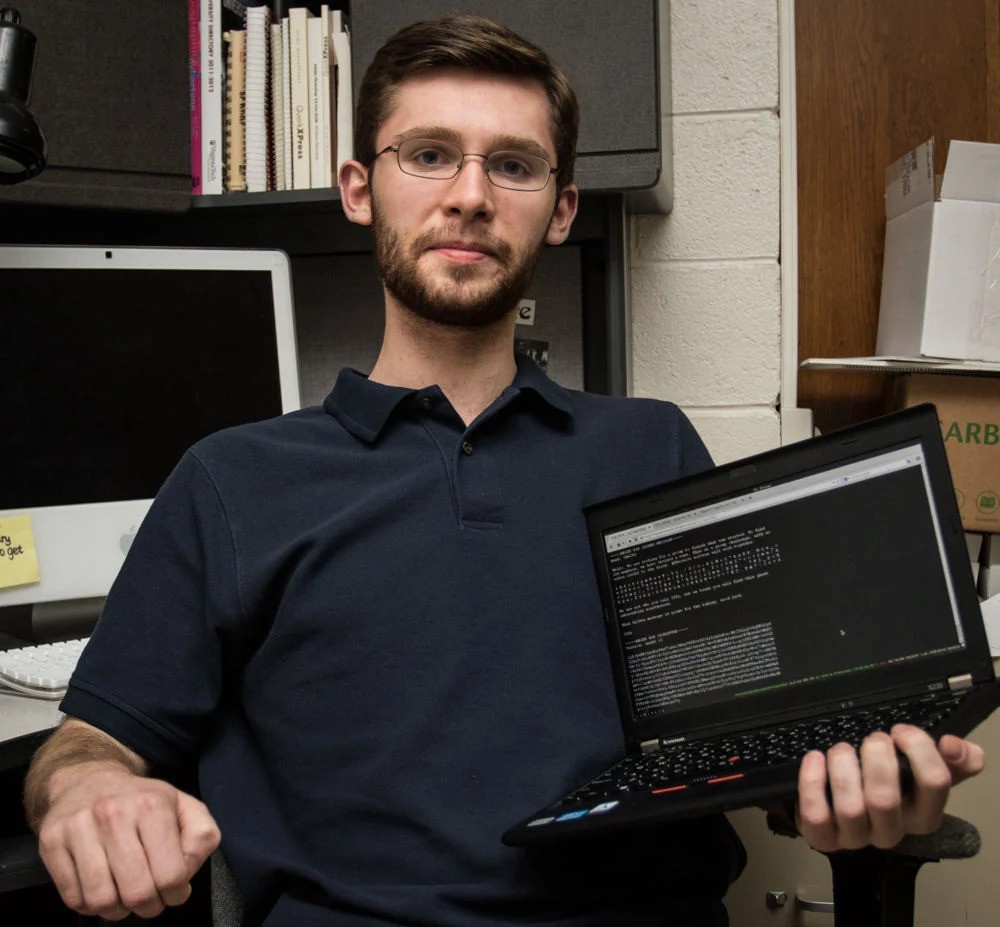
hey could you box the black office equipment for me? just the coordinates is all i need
[0,7,46,184]
[504,404,998,846]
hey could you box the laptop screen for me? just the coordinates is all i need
[597,433,976,737]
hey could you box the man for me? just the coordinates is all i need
[24,15,984,927]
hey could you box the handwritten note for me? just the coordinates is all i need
[0,514,41,589]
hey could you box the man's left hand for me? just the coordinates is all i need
[795,724,985,852]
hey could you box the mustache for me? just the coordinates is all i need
[411,228,515,263]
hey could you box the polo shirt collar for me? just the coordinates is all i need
[323,356,574,444]
[511,353,574,417]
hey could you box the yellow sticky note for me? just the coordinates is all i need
[0,515,41,589]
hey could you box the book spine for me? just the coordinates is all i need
[188,0,202,195]
[244,5,271,192]
[288,7,313,190]
[281,18,293,190]
[331,13,353,177]
[270,22,285,191]
[224,29,247,193]
[319,4,332,188]
[307,11,327,189]
[200,0,223,195]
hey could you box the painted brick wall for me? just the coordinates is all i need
[630,0,782,464]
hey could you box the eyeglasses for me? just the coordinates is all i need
[373,137,557,192]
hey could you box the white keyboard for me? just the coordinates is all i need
[0,637,89,700]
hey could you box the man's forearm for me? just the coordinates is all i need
[24,717,149,830]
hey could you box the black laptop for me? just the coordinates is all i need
[503,404,998,846]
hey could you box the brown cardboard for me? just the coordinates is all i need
[893,375,1000,532]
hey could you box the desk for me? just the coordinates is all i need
[0,692,61,773]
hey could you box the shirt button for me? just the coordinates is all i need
[418,396,432,410]
[461,440,474,456]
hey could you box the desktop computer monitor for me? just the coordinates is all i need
[0,245,300,612]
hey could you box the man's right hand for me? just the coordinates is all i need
[36,760,221,920]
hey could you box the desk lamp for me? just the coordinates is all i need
[0,6,45,183]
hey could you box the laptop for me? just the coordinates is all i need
[503,404,998,846]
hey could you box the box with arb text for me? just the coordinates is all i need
[892,374,1000,533]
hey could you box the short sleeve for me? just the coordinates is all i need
[61,450,242,769]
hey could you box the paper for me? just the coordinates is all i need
[800,356,1000,374]
[0,514,41,589]
[981,594,1000,657]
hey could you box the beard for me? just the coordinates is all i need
[371,198,546,329]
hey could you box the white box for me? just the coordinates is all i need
[985,533,999,600]
[877,138,1000,364]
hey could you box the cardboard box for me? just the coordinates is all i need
[877,139,1000,363]
[893,374,1000,532]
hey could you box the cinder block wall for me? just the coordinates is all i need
[630,0,782,464]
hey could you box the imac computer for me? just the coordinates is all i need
[0,246,300,619]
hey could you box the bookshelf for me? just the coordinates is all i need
[192,187,343,210]
[0,2,666,212]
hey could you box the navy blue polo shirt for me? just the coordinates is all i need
[63,358,745,927]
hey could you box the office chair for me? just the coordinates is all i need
[0,833,91,924]
[819,813,980,927]
[0,832,48,893]
[211,851,244,927]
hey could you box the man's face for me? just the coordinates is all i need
[361,69,577,329]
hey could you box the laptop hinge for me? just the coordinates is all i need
[640,738,660,754]
[948,673,974,693]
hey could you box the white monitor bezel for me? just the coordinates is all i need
[0,245,301,609]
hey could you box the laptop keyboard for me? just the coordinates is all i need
[565,691,967,804]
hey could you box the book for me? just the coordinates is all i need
[269,21,285,191]
[319,3,334,188]
[188,0,202,195]
[223,28,247,193]
[330,11,353,176]
[200,0,224,195]
[287,6,314,190]
[307,6,331,189]
[244,4,271,192]
[281,15,294,190]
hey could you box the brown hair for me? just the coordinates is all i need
[355,15,579,189]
